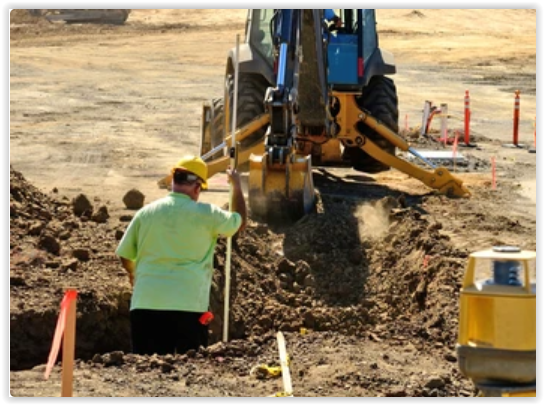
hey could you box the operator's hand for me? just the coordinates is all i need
[332,16,342,27]
[226,167,242,188]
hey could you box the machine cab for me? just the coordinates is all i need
[245,9,395,91]
[326,9,381,88]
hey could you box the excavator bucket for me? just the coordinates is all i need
[248,153,315,221]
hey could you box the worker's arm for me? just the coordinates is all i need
[227,168,247,233]
[116,214,140,288]
[119,257,135,287]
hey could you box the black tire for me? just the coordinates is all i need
[224,73,269,149]
[345,76,399,174]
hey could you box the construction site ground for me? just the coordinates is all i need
[9,9,536,397]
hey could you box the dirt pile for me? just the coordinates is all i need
[11,165,468,373]
[10,10,45,25]
[10,167,131,370]
[9,10,191,44]
[209,194,467,352]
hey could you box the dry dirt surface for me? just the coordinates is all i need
[10,9,536,397]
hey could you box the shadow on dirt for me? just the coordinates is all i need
[279,169,427,307]
[10,281,132,371]
[206,168,431,344]
[10,165,434,370]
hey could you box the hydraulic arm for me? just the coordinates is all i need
[196,8,470,221]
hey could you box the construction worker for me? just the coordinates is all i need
[116,156,247,356]
[324,9,342,29]
[324,9,347,44]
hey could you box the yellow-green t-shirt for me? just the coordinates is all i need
[115,192,241,312]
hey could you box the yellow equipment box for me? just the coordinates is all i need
[456,246,535,389]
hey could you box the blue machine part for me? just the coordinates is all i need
[491,260,523,286]
[327,36,358,85]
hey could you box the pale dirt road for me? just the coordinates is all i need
[10,9,536,213]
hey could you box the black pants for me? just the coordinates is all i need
[130,309,208,356]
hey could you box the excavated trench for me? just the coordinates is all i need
[10,166,469,371]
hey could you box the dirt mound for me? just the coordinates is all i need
[10,10,42,25]
[14,165,536,397]
[11,166,467,372]
[11,169,536,396]
[208,193,467,352]
[10,167,131,370]
[9,13,191,44]
[406,10,426,18]
[123,189,145,209]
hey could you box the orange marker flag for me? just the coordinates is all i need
[423,255,431,269]
[44,290,78,380]
[452,131,459,171]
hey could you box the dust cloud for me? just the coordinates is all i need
[355,203,391,239]
[355,196,402,239]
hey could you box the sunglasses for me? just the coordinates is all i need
[186,174,203,188]
[174,170,203,188]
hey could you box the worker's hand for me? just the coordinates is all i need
[120,257,135,287]
[226,167,242,188]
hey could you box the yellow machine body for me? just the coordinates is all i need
[456,247,536,396]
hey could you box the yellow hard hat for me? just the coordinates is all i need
[172,156,208,189]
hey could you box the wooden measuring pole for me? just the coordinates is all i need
[223,33,240,343]
[61,289,77,397]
